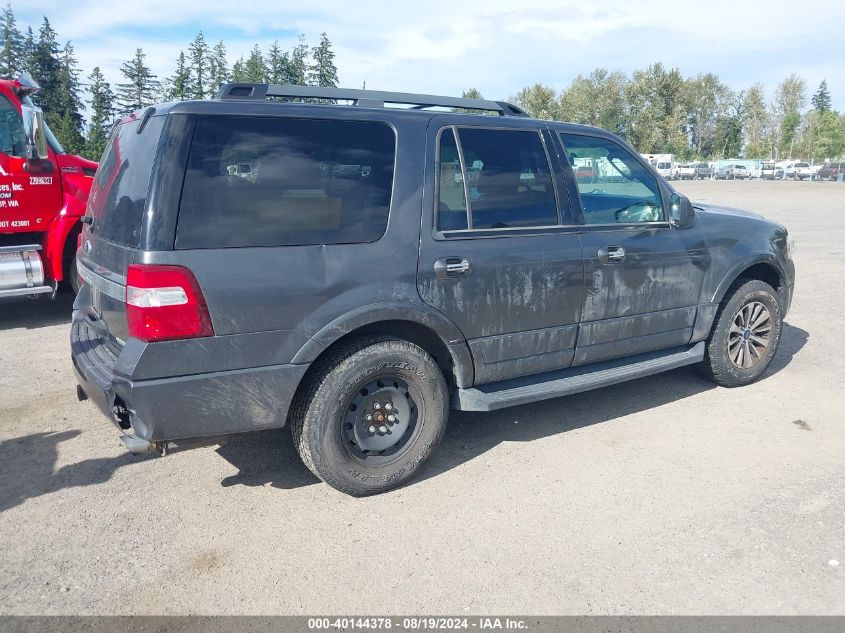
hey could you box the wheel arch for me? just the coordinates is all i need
[290,303,474,390]
[712,256,786,306]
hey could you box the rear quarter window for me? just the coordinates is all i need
[88,115,165,248]
[176,116,396,249]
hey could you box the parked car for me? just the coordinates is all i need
[760,163,784,180]
[575,165,596,182]
[655,160,673,179]
[715,164,748,180]
[817,162,845,181]
[694,162,713,180]
[786,162,812,180]
[674,163,697,180]
[71,84,795,496]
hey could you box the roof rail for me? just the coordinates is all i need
[216,83,528,117]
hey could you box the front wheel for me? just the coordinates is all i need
[290,336,449,496]
[699,279,783,387]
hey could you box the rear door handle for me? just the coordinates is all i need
[598,246,626,264]
[434,257,473,278]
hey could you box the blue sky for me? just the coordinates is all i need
[12,0,845,110]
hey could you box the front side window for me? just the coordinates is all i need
[436,126,559,231]
[177,116,396,249]
[559,133,664,225]
[0,95,26,157]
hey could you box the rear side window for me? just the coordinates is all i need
[437,128,469,231]
[88,115,165,247]
[176,116,396,249]
[436,126,559,232]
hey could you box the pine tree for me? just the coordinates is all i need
[231,56,245,82]
[29,18,61,112]
[116,48,159,114]
[84,66,114,160]
[0,3,23,77]
[208,40,228,95]
[188,31,210,98]
[164,51,191,101]
[266,40,293,84]
[52,41,84,153]
[20,25,34,72]
[307,32,337,87]
[289,35,308,85]
[242,44,267,83]
[811,80,832,113]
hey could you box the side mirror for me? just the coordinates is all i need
[22,105,49,160]
[669,192,695,229]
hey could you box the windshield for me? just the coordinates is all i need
[20,95,64,154]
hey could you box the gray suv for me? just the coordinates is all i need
[72,84,795,495]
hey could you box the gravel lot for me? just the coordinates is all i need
[1,180,843,615]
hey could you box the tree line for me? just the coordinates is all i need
[1,2,841,164]
[473,64,843,162]
[0,3,339,160]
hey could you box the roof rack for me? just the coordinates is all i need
[216,83,528,117]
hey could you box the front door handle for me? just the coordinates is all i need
[598,246,626,264]
[434,257,473,279]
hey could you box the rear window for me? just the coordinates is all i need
[176,116,396,249]
[88,115,164,247]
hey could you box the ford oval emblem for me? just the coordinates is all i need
[82,240,92,255]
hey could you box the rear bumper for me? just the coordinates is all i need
[71,315,309,443]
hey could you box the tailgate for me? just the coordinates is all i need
[76,241,133,347]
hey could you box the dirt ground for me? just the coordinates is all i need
[0,180,843,615]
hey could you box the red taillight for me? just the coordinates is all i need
[125,264,214,342]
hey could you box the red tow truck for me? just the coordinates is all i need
[0,73,97,299]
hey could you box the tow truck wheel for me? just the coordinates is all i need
[68,258,80,294]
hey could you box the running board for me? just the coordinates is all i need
[453,342,705,412]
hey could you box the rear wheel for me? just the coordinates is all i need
[290,336,449,496]
[699,279,783,387]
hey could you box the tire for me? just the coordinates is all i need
[68,257,80,294]
[290,336,449,496]
[699,279,783,387]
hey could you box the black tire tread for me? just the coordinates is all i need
[699,278,781,387]
[289,335,446,496]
